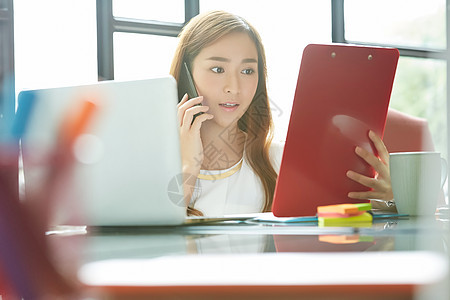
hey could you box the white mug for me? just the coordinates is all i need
[390,151,447,216]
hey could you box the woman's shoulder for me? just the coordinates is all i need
[269,139,285,151]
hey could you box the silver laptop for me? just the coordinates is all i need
[20,76,186,226]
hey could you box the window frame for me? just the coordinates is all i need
[332,0,448,59]
[96,0,199,81]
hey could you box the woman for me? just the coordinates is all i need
[170,11,393,216]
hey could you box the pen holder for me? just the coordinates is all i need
[21,143,86,228]
[0,146,76,298]
[0,145,19,201]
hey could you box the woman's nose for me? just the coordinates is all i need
[224,74,239,94]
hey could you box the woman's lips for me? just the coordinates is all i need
[219,102,239,112]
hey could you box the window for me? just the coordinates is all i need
[113,0,185,23]
[97,0,199,81]
[110,0,190,80]
[345,0,445,50]
[113,33,178,80]
[340,0,448,160]
[14,0,98,94]
[390,57,446,155]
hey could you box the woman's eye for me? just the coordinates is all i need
[242,68,255,75]
[211,67,224,73]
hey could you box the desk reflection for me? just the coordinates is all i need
[47,218,449,261]
[77,220,426,263]
[44,217,449,300]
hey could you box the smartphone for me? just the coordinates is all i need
[178,62,203,123]
[178,62,198,99]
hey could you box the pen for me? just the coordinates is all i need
[59,98,98,148]
[11,91,36,141]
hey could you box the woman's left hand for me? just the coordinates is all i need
[346,130,394,201]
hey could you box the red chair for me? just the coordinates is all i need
[383,108,435,152]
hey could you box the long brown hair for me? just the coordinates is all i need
[170,11,277,212]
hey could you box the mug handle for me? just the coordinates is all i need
[440,157,448,188]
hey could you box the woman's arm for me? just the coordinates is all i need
[346,130,394,202]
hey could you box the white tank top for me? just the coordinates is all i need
[189,141,284,216]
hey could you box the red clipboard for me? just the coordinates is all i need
[272,44,399,217]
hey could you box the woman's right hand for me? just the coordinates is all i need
[177,93,214,176]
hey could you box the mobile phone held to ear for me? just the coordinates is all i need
[179,62,198,99]
[178,62,203,123]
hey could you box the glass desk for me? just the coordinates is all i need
[48,215,450,300]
